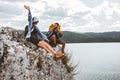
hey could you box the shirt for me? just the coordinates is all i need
[25,12,48,41]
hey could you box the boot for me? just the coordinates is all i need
[55,53,64,59]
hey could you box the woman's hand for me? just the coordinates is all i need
[24,5,30,12]
[59,32,63,37]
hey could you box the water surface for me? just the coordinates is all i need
[66,43,120,80]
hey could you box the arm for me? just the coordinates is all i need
[35,26,49,42]
[24,5,33,38]
[24,5,32,23]
[57,25,63,37]
[28,11,32,32]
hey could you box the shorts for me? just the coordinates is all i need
[56,39,64,44]
[27,34,42,45]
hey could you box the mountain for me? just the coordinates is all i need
[61,31,120,43]
[17,29,120,43]
[0,27,74,80]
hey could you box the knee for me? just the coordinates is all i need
[61,40,65,46]
[51,35,56,39]
[63,41,65,46]
[38,41,46,48]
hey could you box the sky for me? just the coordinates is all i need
[0,0,120,32]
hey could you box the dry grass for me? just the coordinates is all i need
[37,56,42,70]
[61,53,79,74]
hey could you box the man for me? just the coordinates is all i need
[24,5,64,59]
[47,23,65,53]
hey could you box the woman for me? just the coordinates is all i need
[24,5,64,59]
[47,23,65,53]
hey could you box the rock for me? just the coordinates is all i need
[0,27,74,80]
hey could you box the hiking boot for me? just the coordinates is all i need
[55,53,64,59]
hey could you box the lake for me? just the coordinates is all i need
[65,43,120,80]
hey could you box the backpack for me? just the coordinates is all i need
[24,25,28,38]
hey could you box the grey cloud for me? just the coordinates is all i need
[0,3,24,16]
[80,0,120,8]
[43,7,68,18]
[1,0,120,32]
[41,1,48,5]
[70,12,90,24]
[80,0,102,7]
[93,8,120,26]
[0,1,26,30]
[79,0,120,7]
[0,13,14,19]
[0,0,39,2]
[89,10,120,30]
[41,0,67,17]
[38,6,68,26]
[109,0,120,3]
[0,19,26,30]
[112,13,120,21]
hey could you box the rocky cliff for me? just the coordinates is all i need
[0,27,74,80]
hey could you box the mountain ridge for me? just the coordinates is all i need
[62,31,120,43]
[17,30,120,43]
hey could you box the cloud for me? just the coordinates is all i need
[0,2,24,15]
[109,0,120,3]
[84,0,120,19]
[43,7,68,18]
[0,0,39,2]
[65,0,91,15]
[0,0,27,29]
[0,0,120,32]
[41,0,120,32]
[81,0,120,32]
[111,21,120,28]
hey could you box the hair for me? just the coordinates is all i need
[33,21,39,24]
[55,23,59,26]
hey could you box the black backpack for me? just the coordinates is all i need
[24,25,28,37]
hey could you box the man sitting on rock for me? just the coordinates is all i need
[24,5,64,59]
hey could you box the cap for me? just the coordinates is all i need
[32,17,39,22]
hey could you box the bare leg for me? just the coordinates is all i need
[42,41,56,53]
[57,39,65,53]
[38,41,56,55]
[49,35,56,47]
[38,41,64,59]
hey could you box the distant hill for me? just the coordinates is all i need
[18,30,120,43]
[61,31,120,43]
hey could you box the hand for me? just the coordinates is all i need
[53,27,58,32]
[24,5,30,12]
[59,32,63,37]
[45,40,50,43]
